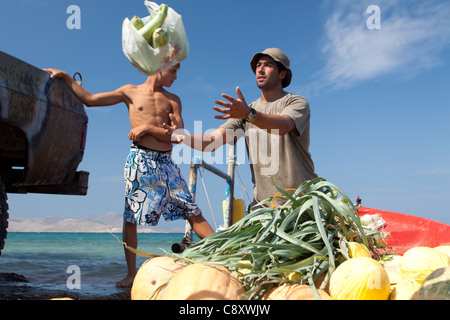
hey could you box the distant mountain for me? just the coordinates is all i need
[8,212,183,233]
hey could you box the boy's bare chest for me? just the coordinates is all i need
[130,93,172,117]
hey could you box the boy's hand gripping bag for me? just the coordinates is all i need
[122,1,189,75]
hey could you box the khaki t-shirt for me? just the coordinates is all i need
[220,92,317,206]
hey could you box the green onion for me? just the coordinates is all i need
[172,177,387,300]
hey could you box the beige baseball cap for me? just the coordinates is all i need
[250,48,292,88]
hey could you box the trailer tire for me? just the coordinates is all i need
[0,180,9,255]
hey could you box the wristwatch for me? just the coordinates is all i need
[245,107,257,122]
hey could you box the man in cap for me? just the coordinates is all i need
[167,48,317,210]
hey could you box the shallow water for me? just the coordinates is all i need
[0,232,188,299]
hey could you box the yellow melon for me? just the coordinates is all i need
[329,257,390,300]
[389,279,421,300]
[347,242,372,258]
[382,255,403,284]
[399,247,449,284]
[434,246,450,258]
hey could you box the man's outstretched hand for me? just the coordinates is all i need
[213,86,251,120]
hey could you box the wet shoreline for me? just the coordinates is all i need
[0,273,130,300]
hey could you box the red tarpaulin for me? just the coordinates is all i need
[358,207,450,255]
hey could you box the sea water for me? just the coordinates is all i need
[0,232,190,299]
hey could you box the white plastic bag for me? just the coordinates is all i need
[122,1,189,75]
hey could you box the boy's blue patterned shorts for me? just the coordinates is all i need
[123,144,201,226]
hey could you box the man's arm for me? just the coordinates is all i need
[44,68,128,107]
[164,114,230,151]
[214,87,295,135]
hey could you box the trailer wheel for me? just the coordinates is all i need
[0,180,9,255]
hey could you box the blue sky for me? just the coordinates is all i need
[1,0,449,231]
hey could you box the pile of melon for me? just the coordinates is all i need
[131,243,450,300]
[383,245,450,300]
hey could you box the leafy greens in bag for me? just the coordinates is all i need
[122,1,188,75]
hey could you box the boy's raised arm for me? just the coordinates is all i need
[43,68,128,107]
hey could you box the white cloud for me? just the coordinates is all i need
[309,0,450,92]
